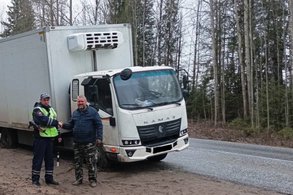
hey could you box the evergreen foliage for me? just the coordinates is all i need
[135,0,156,66]
[1,0,34,37]
[185,0,292,132]
[107,0,132,24]
[158,0,181,68]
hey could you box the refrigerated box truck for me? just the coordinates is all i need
[0,24,189,165]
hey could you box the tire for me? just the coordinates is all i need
[96,146,111,171]
[0,129,18,148]
[147,153,168,162]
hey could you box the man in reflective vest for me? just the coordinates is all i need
[31,93,62,186]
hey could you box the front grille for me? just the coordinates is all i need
[137,118,181,146]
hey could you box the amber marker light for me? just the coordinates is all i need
[110,147,117,153]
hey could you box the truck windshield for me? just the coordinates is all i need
[113,69,183,110]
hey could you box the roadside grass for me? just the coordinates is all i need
[188,119,293,148]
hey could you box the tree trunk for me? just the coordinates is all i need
[69,0,72,25]
[221,33,226,124]
[244,0,253,127]
[177,15,183,71]
[50,0,54,26]
[234,0,247,119]
[157,0,163,66]
[265,34,270,131]
[210,0,219,126]
[284,5,290,127]
[289,0,293,125]
[193,0,202,90]
[142,0,146,66]
[56,0,59,25]
[249,0,254,127]
[132,1,138,66]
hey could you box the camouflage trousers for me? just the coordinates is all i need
[73,142,97,182]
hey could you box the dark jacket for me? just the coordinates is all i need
[63,106,103,143]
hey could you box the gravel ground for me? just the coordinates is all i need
[0,121,290,195]
[0,144,282,195]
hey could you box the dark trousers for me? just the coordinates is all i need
[32,138,54,182]
[74,142,97,182]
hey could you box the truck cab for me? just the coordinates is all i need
[69,66,189,164]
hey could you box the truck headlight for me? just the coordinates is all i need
[179,129,188,137]
[122,140,140,146]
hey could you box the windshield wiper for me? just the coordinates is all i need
[121,103,138,108]
[121,102,153,111]
[145,106,153,111]
[155,101,181,106]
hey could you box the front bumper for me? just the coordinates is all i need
[103,134,189,162]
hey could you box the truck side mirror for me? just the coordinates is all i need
[81,76,93,85]
[120,68,132,80]
[182,75,188,89]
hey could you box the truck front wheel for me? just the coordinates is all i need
[96,146,111,170]
[147,153,167,162]
[0,129,18,148]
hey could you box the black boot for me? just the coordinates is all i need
[32,180,41,187]
[46,179,59,185]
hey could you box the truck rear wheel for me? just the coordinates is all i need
[147,153,167,162]
[0,129,18,148]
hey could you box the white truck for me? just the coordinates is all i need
[0,24,189,165]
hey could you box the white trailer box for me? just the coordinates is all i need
[0,24,133,135]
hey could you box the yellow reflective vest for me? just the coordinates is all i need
[36,107,59,138]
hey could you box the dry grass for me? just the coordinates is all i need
[188,120,293,148]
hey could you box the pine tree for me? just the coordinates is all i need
[135,0,155,66]
[157,0,181,68]
[107,0,132,24]
[106,0,156,67]
[1,0,35,37]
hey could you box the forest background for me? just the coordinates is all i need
[1,0,293,143]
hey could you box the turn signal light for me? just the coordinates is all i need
[110,147,117,153]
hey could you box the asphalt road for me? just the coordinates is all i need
[165,138,293,194]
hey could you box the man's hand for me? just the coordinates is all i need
[58,137,62,143]
[96,139,103,147]
[58,121,63,128]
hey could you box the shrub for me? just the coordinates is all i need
[278,127,293,139]
[228,118,250,130]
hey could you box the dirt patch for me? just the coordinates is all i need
[0,147,281,195]
[0,121,289,195]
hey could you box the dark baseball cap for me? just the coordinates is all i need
[40,93,50,99]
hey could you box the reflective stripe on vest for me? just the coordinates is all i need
[36,107,58,138]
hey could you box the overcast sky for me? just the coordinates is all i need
[1,0,11,15]
[0,0,195,31]
[0,0,195,67]
[0,0,11,31]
